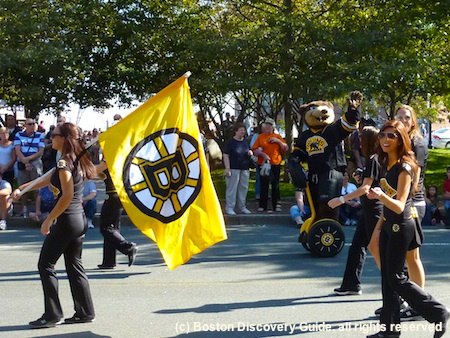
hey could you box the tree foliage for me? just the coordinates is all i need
[0,0,449,129]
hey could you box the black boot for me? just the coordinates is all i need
[434,310,450,338]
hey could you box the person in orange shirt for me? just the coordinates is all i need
[252,118,288,212]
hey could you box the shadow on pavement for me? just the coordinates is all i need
[166,318,380,337]
[34,331,111,338]
[0,269,150,282]
[0,326,111,338]
[155,294,381,314]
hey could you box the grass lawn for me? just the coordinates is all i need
[210,148,449,201]
[211,168,296,201]
[424,148,450,189]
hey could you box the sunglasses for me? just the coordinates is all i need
[378,132,398,140]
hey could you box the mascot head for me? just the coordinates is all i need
[298,101,335,132]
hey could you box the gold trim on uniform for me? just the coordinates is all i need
[380,178,397,198]
[392,224,400,232]
[57,159,67,169]
[411,206,419,219]
[49,184,60,198]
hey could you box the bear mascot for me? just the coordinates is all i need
[290,91,363,222]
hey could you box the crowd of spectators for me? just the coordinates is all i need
[0,114,100,230]
[217,115,449,229]
[1,112,449,231]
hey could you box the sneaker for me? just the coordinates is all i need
[0,220,6,230]
[97,264,116,269]
[225,209,236,215]
[64,314,95,324]
[275,206,282,212]
[344,219,352,226]
[400,307,422,321]
[333,287,362,296]
[375,301,408,316]
[240,208,251,214]
[257,207,265,212]
[435,310,450,338]
[29,317,63,328]
[87,220,94,229]
[295,216,304,225]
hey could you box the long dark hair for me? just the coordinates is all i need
[377,120,418,192]
[360,126,379,158]
[59,123,96,179]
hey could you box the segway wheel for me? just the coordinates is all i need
[308,219,345,257]
[298,231,311,252]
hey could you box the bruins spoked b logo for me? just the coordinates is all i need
[123,128,202,223]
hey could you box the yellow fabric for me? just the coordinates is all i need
[98,75,227,269]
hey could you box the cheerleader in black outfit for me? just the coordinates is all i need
[95,162,138,269]
[366,120,448,338]
[12,123,96,328]
[329,126,383,295]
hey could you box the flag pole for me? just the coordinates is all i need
[183,71,191,78]
[16,136,99,197]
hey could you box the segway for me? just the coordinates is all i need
[298,184,345,257]
[288,157,345,258]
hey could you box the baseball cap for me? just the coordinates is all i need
[261,118,276,127]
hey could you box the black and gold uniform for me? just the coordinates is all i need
[339,154,383,292]
[377,162,448,336]
[98,169,137,268]
[38,158,95,322]
[292,106,359,219]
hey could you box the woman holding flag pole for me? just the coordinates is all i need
[11,122,96,328]
[95,114,138,269]
[95,161,138,269]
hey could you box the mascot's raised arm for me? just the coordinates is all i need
[291,91,363,221]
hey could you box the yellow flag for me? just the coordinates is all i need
[98,74,227,269]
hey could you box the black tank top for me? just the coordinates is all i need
[103,169,117,194]
[380,162,413,224]
[360,154,383,213]
[49,158,84,215]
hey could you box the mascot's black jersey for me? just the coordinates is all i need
[293,107,359,174]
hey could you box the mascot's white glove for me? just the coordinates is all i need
[260,160,271,176]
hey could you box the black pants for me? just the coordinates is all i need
[38,213,94,320]
[379,218,447,332]
[309,169,343,220]
[340,206,381,290]
[99,193,134,266]
[259,165,281,211]
[3,170,14,187]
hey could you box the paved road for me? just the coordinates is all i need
[1,222,449,338]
